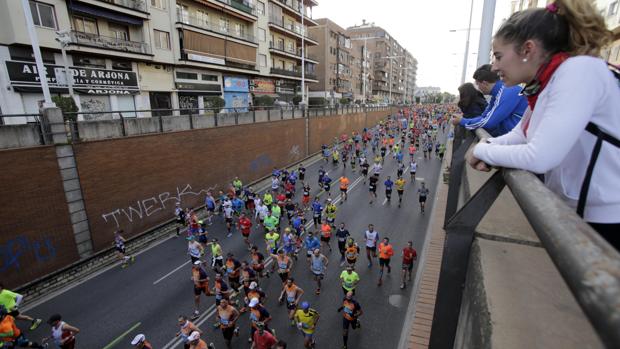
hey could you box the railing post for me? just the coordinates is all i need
[252,108,256,123]
[267,108,271,121]
[234,108,239,125]
[119,113,126,137]
[214,109,219,127]
[189,110,194,129]
[158,114,164,133]
[280,108,284,120]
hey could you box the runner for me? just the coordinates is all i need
[223,204,235,237]
[368,174,379,204]
[335,223,350,264]
[175,202,186,236]
[186,331,215,349]
[279,278,304,325]
[0,284,42,330]
[401,241,417,289]
[311,198,323,226]
[271,175,280,193]
[213,273,234,307]
[207,238,224,272]
[339,265,360,296]
[325,199,337,227]
[250,245,267,279]
[319,219,333,253]
[410,160,417,182]
[188,236,204,264]
[303,232,321,262]
[397,162,406,178]
[360,158,370,184]
[255,201,268,227]
[384,176,394,203]
[131,334,153,349]
[191,261,211,319]
[176,315,202,349]
[339,175,350,203]
[298,163,306,182]
[272,250,293,283]
[240,261,258,292]
[0,306,44,349]
[263,211,278,235]
[377,237,394,286]
[364,224,379,268]
[332,148,340,165]
[215,299,240,349]
[338,291,363,349]
[317,166,326,187]
[248,298,273,344]
[294,302,320,349]
[113,230,135,268]
[224,253,242,291]
[321,172,332,195]
[344,238,360,267]
[44,314,80,349]
[302,183,311,211]
[251,322,277,349]
[238,213,253,248]
[418,182,430,214]
[395,176,406,208]
[309,249,328,295]
[242,282,266,314]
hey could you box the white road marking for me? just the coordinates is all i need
[153,260,191,285]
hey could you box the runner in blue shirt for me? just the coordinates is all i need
[384,176,394,203]
[311,198,323,226]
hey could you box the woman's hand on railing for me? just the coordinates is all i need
[466,144,491,172]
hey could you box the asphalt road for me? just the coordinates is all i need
[22,127,446,349]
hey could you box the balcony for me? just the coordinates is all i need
[214,0,257,16]
[268,15,318,44]
[270,67,317,80]
[270,0,318,25]
[268,41,318,62]
[68,30,151,54]
[98,0,146,11]
[177,13,257,43]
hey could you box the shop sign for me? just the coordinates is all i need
[249,79,275,94]
[223,77,249,92]
[5,60,139,93]
[187,53,225,65]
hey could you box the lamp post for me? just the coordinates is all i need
[56,30,79,111]
[449,0,477,85]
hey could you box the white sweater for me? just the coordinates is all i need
[473,56,620,223]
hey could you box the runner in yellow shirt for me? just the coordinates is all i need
[294,302,320,348]
[395,176,406,208]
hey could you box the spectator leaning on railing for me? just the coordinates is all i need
[452,64,528,137]
[468,0,620,250]
[457,82,488,119]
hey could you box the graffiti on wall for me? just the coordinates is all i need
[0,235,57,272]
[101,184,216,228]
[288,144,301,161]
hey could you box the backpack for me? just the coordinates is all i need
[577,63,620,218]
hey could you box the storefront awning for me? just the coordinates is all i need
[69,2,143,26]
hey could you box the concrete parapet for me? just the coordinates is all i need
[78,119,123,140]
[125,117,160,136]
[0,124,41,149]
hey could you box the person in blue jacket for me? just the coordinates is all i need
[452,64,528,137]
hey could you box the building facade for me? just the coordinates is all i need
[346,21,417,104]
[307,18,353,103]
[0,0,319,119]
[597,0,620,66]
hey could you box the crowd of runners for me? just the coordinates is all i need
[0,104,453,349]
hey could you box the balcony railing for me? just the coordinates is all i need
[270,67,316,80]
[100,0,146,11]
[274,0,315,20]
[214,0,257,16]
[177,12,256,43]
[68,30,151,54]
[268,15,315,41]
[268,41,317,61]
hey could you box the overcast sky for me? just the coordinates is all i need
[313,0,512,94]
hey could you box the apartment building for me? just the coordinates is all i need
[307,18,353,103]
[346,21,417,104]
[597,0,620,65]
[0,0,319,117]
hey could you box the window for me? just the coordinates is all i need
[259,54,267,67]
[154,30,170,49]
[201,74,218,81]
[234,23,246,38]
[257,1,265,15]
[109,23,129,41]
[9,46,55,63]
[29,1,57,29]
[287,41,294,53]
[151,0,167,10]
[258,28,266,42]
[73,16,98,34]
[176,4,188,23]
[112,60,133,71]
[285,61,294,71]
[219,17,229,33]
[176,71,198,80]
[196,10,208,27]
[73,55,106,68]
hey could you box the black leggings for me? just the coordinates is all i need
[589,222,620,252]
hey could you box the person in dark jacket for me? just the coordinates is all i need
[457,83,488,118]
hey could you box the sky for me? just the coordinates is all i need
[312,0,513,94]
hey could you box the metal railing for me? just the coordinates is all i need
[267,15,315,41]
[68,30,151,54]
[429,126,620,348]
[100,0,146,11]
[214,0,257,16]
[176,12,257,43]
[268,41,318,61]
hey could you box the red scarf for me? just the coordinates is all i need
[522,52,569,135]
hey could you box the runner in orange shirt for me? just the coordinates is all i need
[320,220,332,253]
[377,237,394,286]
[339,176,350,203]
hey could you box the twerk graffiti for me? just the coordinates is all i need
[101,184,216,228]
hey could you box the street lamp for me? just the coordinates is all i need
[299,1,306,108]
[56,30,80,111]
[449,0,477,85]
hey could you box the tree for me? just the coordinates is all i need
[52,96,79,121]
[254,95,275,107]
[292,95,302,106]
[204,96,226,113]
[308,97,326,107]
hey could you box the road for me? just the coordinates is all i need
[22,128,446,349]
